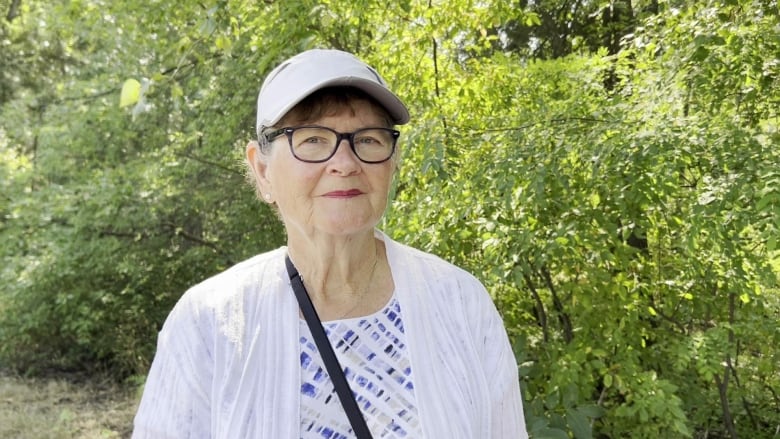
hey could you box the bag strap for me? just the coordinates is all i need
[285,255,374,439]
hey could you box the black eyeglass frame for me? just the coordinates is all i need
[262,125,400,164]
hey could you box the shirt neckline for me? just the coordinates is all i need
[298,292,397,324]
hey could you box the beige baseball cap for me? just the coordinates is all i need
[256,49,410,135]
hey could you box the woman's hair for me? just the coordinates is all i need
[259,86,394,154]
[246,86,399,201]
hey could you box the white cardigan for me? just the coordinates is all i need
[133,231,528,438]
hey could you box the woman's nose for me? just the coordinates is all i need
[326,138,361,175]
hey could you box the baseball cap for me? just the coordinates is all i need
[256,49,410,134]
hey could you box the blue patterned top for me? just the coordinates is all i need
[299,295,421,438]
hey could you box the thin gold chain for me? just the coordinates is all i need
[333,251,379,320]
[301,248,380,320]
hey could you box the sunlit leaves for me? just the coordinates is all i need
[119,78,141,107]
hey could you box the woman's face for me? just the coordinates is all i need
[247,99,396,239]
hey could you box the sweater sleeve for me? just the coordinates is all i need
[132,294,214,439]
[469,277,529,439]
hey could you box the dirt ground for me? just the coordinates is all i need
[0,372,139,439]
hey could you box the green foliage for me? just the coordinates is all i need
[1,0,779,437]
[0,0,286,375]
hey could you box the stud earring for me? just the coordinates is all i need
[264,193,272,201]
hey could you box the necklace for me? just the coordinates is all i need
[302,249,380,321]
[334,252,379,320]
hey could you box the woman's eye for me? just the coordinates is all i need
[356,136,380,145]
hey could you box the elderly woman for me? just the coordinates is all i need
[133,49,528,438]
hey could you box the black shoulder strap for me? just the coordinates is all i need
[285,255,374,439]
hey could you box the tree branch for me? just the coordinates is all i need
[763,382,780,415]
[432,37,441,99]
[715,291,739,439]
[521,269,550,343]
[461,116,625,136]
[60,88,117,103]
[161,221,223,254]
[176,151,244,177]
[54,55,208,105]
[541,264,573,343]
[715,372,739,439]
[727,341,760,430]
[648,294,687,334]
[101,223,233,265]
[6,0,21,22]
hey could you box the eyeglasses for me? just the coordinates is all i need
[263,126,400,164]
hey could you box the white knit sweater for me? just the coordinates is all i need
[133,231,528,438]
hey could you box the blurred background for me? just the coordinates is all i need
[1,0,778,437]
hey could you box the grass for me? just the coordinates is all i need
[0,372,139,439]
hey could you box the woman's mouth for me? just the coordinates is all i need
[323,189,364,198]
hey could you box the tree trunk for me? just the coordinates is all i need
[6,0,22,22]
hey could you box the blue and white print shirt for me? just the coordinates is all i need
[299,295,421,438]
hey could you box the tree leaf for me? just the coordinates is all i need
[120,78,142,108]
[566,407,592,439]
[535,427,570,439]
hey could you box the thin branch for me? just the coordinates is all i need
[728,357,760,430]
[176,151,244,177]
[6,0,21,22]
[715,291,739,439]
[101,223,232,265]
[715,372,739,439]
[763,382,780,414]
[648,294,687,334]
[53,55,208,105]
[159,56,205,77]
[460,117,625,136]
[521,269,550,343]
[432,38,441,99]
[541,265,573,343]
[99,229,143,239]
[161,221,222,253]
[431,36,450,140]
[60,88,117,103]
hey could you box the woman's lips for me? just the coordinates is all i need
[323,189,364,198]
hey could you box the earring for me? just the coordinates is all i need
[264,193,272,201]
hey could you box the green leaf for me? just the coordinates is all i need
[691,45,710,62]
[588,192,600,208]
[566,407,592,439]
[535,427,570,439]
[577,404,605,419]
[119,78,142,108]
[524,12,542,27]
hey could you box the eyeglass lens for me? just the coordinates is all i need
[289,127,396,163]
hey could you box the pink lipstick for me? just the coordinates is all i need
[324,189,364,198]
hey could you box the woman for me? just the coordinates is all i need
[133,49,528,438]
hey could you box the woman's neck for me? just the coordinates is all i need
[286,229,381,304]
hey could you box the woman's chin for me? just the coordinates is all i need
[316,217,378,237]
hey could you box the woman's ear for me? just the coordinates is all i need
[246,140,273,201]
